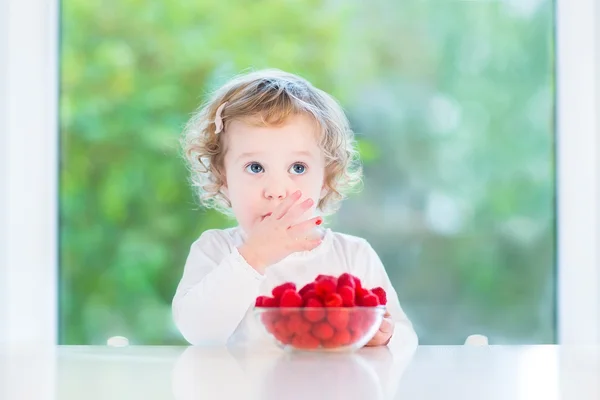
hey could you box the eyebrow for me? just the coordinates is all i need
[236,150,315,162]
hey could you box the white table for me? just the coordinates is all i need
[2,342,599,399]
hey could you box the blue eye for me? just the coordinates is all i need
[289,163,307,175]
[245,162,264,174]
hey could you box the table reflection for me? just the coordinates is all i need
[171,342,417,400]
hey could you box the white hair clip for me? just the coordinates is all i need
[214,102,228,134]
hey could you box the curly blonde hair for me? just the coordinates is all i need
[181,69,362,216]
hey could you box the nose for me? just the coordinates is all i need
[263,176,293,200]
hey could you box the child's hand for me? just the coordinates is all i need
[238,190,323,273]
[365,311,394,347]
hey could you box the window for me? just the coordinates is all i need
[59,0,556,344]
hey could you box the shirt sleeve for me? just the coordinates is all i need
[172,230,266,345]
[358,240,419,348]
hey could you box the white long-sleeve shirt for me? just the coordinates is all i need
[172,226,417,348]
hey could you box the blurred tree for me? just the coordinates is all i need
[60,0,554,344]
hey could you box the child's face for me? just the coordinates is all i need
[222,113,327,233]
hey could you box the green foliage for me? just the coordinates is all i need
[60,0,554,344]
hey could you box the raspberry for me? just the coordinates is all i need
[303,298,326,322]
[348,312,364,333]
[274,333,293,345]
[337,286,355,307]
[315,277,337,298]
[354,287,369,306]
[335,329,352,345]
[350,329,364,343]
[324,293,343,308]
[371,287,387,305]
[337,273,356,289]
[260,275,388,349]
[261,297,279,307]
[280,289,303,307]
[261,309,280,323]
[316,274,337,282]
[292,333,320,349]
[351,310,377,337]
[327,309,350,330]
[272,282,296,299]
[255,296,266,307]
[324,329,351,347]
[362,311,378,330]
[261,313,278,334]
[362,293,380,307]
[321,339,339,349]
[274,318,289,333]
[306,297,324,307]
[301,289,319,305]
[312,321,335,340]
[357,286,384,306]
[280,289,303,316]
[272,318,293,344]
[298,282,316,296]
[287,312,312,335]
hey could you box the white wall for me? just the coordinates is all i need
[0,0,10,347]
[0,0,59,348]
[556,0,600,344]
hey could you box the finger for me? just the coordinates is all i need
[288,216,323,236]
[379,317,394,334]
[298,238,322,252]
[290,231,322,247]
[289,234,322,254]
[365,318,394,347]
[271,190,302,219]
[365,331,387,347]
[280,198,314,225]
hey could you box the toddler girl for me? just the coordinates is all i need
[173,69,417,348]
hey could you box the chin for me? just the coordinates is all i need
[238,220,258,233]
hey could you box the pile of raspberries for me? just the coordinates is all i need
[255,273,387,349]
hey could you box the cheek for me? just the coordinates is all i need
[296,175,325,201]
[226,173,260,200]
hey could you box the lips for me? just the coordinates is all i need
[261,212,272,221]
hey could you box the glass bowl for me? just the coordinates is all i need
[254,306,385,352]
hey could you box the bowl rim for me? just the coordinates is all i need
[253,305,386,311]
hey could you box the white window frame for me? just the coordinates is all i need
[556,0,600,345]
[0,0,59,348]
[0,0,597,346]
